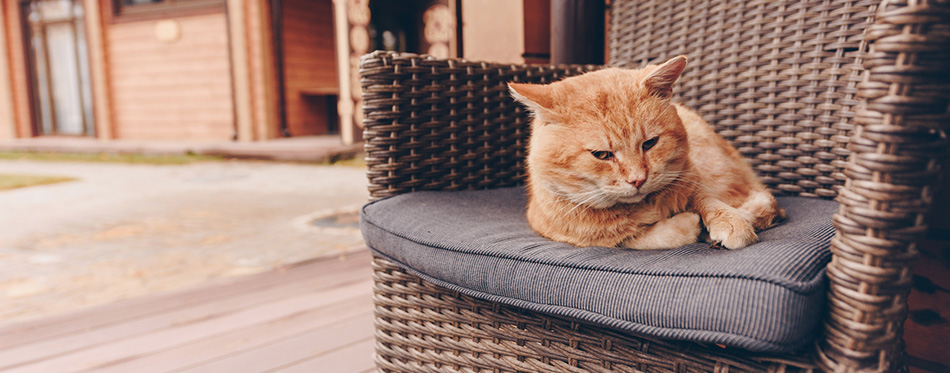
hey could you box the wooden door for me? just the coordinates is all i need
[23,0,94,136]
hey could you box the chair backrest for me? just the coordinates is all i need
[360,54,598,198]
[608,0,877,199]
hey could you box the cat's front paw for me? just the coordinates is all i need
[706,211,756,250]
[620,212,700,250]
[668,212,702,245]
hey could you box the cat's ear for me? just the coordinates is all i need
[508,83,555,117]
[642,55,687,99]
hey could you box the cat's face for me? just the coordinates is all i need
[511,57,690,208]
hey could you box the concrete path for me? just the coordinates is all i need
[0,135,362,162]
[0,159,369,325]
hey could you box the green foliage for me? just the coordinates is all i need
[320,152,366,168]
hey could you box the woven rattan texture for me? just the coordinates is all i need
[360,52,596,199]
[372,255,819,373]
[361,1,950,371]
[817,0,950,371]
[610,0,879,198]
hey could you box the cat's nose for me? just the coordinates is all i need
[627,177,646,189]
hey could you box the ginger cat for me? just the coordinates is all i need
[508,56,784,250]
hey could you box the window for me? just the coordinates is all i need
[114,0,222,17]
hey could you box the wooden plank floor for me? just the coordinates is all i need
[1,244,944,372]
[0,250,375,373]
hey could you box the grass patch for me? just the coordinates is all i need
[322,152,366,168]
[0,174,76,191]
[0,151,222,165]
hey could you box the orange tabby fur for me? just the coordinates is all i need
[509,56,784,250]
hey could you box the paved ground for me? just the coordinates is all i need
[0,159,368,325]
[0,135,363,162]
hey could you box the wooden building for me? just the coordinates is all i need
[2,0,271,142]
[0,0,549,145]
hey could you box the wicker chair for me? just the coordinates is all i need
[360,0,950,371]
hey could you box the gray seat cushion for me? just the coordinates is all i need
[360,187,837,353]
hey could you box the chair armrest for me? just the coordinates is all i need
[359,51,599,199]
[818,1,950,371]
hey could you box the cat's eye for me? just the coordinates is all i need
[642,137,659,151]
[590,150,614,160]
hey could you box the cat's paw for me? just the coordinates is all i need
[668,212,702,245]
[738,191,785,230]
[620,212,700,250]
[706,211,757,250]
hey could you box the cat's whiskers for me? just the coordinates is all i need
[547,183,608,216]
[651,176,706,206]
[648,171,699,189]
[538,182,607,217]
[564,188,604,207]
[658,174,705,193]
[628,171,701,204]
[564,191,605,216]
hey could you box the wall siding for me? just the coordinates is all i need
[461,0,524,64]
[3,0,33,138]
[106,12,233,140]
[281,0,337,136]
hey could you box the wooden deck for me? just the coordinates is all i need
[0,250,375,373]
[0,244,944,372]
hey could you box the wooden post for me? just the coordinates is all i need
[227,0,253,141]
[332,0,354,145]
[0,1,16,139]
[82,0,113,140]
[248,0,277,140]
[550,0,604,65]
